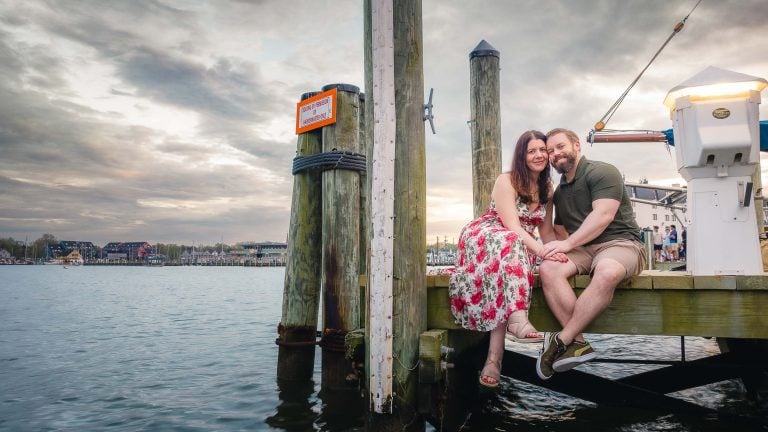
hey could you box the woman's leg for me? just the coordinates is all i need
[506,309,544,342]
[479,324,505,387]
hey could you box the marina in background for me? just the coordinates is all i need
[0,237,288,266]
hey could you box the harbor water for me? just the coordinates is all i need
[1,266,766,431]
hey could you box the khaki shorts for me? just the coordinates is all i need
[567,238,646,279]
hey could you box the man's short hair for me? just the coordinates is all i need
[671,225,676,229]
[546,128,580,144]
[653,226,658,229]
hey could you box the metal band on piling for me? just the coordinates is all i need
[319,328,348,353]
[292,150,367,175]
[275,323,319,347]
[321,83,360,94]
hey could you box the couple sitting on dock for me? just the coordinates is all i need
[448,128,646,388]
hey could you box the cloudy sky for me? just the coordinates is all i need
[1,0,766,246]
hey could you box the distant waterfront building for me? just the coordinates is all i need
[102,241,152,261]
[241,241,287,264]
[59,240,97,259]
[51,241,97,260]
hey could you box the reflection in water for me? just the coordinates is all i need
[317,387,365,431]
[265,379,317,431]
[264,378,366,432]
[445,335,768,432]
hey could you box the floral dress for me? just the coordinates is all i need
[448,198,545,332]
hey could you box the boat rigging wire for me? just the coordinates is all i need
[593,0,703,133]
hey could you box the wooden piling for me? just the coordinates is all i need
[277,91,323,381]
[359,92,370,283]
[366,0,427,429]
[469,40,502,217]
[320,83,362,391]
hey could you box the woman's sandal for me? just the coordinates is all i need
[505,320,544,343]
[478,358,501,388]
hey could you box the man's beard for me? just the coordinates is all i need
[552,153,577,174]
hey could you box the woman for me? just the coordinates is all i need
[662,226,671,262]
[448,130,566,388]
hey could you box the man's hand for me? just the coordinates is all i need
[540,240,573,259]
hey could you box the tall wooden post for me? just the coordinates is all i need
[277,91,323,381]
[366,0,427,429]
[391,0,427,426]
[469,40,502,217]
[362,0,375,407]
[321,83,362,391]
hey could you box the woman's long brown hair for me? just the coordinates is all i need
[509,130,550,205]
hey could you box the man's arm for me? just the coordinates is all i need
[541,198,620,257]
[553,224,569,240]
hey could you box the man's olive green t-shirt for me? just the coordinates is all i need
[553,157,641,245]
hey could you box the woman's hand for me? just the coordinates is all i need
[540,240,573,258]
[535,242,569,263]
[544,252,569,263]
[533,246,568,263]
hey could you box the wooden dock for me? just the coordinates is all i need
[413,270,768,429]
[427,271,768,338]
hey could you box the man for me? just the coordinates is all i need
[535,128,646,380]
[669,224,679,261]
[652,226,663,262]
[680,226,687,260]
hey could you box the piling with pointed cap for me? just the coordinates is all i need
[277,91,323,381]
[469,39,502,217]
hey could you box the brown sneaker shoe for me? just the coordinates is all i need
[552,339,597,372]
[536,332,566,380]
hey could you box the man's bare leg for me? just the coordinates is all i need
[539,259,579,335]
[557,258,625,345]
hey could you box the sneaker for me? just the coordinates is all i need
[552,339,597,372]
[536,332,566,380]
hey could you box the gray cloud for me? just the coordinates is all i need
[0,0,765,246]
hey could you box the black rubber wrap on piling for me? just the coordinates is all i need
[292,150,366,175]
[321,83,360,94]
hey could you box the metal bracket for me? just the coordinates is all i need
[586,129,595,145]
[738,181,753,207]
[423,87,436,134]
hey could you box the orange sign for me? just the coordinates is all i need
[295,88,337,134]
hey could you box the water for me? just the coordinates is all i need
[1,266,766,431]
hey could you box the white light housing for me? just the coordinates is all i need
[665,66,766,275]
[664,66,767,108]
